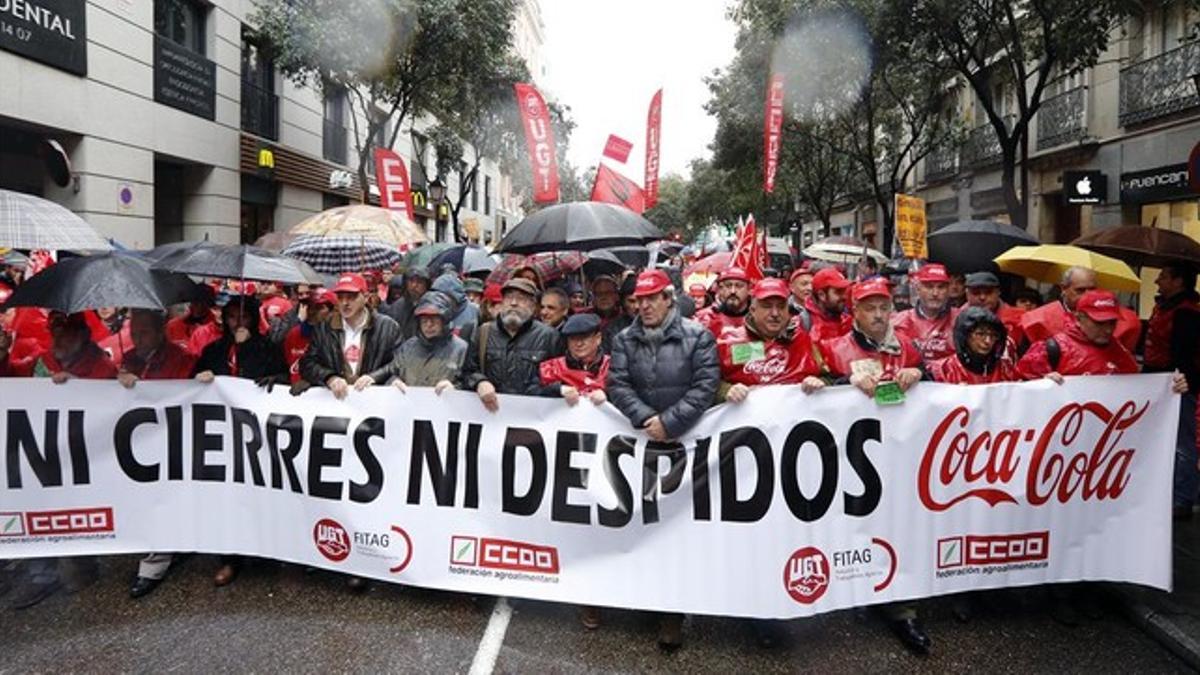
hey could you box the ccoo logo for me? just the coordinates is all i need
[313,518,350,562]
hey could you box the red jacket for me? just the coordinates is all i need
[995,302,1025,346]
[538,354,610,394]
[1022,300,1140,353]
[1144,291,1200,371]
[2,341,118,379]
[818,329,922,381]
[1016,322,1139,379]
[120,342,197,380]
[801,296,852,343]
[187,320,223,357]
[694,306,747,341]
[927,353,1017,384]
[283,323,314,384]
[718,320,819,386]
[166,314,218,356]
[260,295,294,334]
[97,323,133,367]
[891,304,958,363]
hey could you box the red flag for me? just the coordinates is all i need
[762,74,785,194]
[591,164,646,213]
[373,149,413,220]
[514,83,560,203]
[729,216,766,282]
[645,89,662,208]
[602,134,633,163]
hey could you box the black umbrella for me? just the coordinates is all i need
[495,202,663,254]
[601,245,654,270]
[428,244,495,275]
[142,239,202,263]
[926,220,1038,275]
[582,249,628,277]
[150,242,324,284]
[3,252,202,313]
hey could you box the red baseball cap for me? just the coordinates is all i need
[634,269,672,297]
[812,267,851,292]
[789,265,813,283]
[912,263,950,284]
[718,266,750,283]
[1076,289,1121,322]
[331,273,368,294]
[852,278,892,303]
[688,283,707,297]
[483,283,503,303]
[751,278,790,300]
[308,289,337,306]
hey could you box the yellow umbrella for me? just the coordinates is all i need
[993,244,1141,292]
[289,204,428,249]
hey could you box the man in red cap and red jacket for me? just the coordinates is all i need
[797,267,853,343]
[892,263,957,363]
[282,288,335,384]
[694,266,751,339]
[1016,289,1141,380]
[815,277,929,653]
[1020,266,1140,352]
[717,278,825,403]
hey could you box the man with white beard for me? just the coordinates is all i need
[462,278,563,410]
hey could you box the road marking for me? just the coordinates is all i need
[468,597,513,675]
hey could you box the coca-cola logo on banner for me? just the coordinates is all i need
[919,401,1146,511]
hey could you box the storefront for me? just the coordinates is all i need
[1117,162,1200,313]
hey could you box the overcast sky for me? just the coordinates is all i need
[539,1,737,182]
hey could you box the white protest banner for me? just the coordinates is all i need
[0,375,1176,619]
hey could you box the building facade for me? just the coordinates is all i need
[0,0,524,250]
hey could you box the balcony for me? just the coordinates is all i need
[963,115,1014,168]
[1119,40,1200,127]
[241,80,279,140]
[1036,86,1087,150]
[322,119,347,164]
[924,143,958,183]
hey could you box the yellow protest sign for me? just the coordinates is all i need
[894,193,928,259]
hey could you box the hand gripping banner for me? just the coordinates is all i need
[0,375,1176,618]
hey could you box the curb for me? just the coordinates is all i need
[1110,584,1200,672]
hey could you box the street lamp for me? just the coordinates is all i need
[428,176,447,204]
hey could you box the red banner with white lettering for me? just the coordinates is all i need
[645,89,663,208]
[373,149,413,221]
[730,216,767,282]
[762,74,785,194]
[602,135,633,164]
[591,164,646,213]
[514,83,560,204]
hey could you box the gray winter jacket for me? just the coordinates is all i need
[387,294,468,387]
[607,309,719,438]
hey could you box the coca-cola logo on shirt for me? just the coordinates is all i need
[743,353,788,378]
[918,400,1147,511]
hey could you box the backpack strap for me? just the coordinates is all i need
[1045,337,1061,371]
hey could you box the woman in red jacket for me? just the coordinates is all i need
[927,307,1017,384]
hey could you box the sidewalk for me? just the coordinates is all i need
[1111,516,1200,670]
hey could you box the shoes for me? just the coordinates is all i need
[656,613,684,652]
[8,580,60,610]
[129,576,162,599]
[346,576,369,592]
[750,619,785,649]
[579,605,601,630]
[213,564,239,587]
[890,618,931,655]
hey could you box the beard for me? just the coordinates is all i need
[501,308,529,331]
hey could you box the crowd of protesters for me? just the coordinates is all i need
[0,247,1196,656]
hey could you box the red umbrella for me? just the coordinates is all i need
[487,251,588,286]
[684,251,734,277]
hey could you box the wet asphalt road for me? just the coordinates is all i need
[0,554,1191,673]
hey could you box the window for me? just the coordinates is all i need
[155,0,206,54]
[322,87,348,164]
[241,29,277,139]
[367,113,391,176]
[485,175,492,215]
[461,161,476,211]
[410,132,428,187]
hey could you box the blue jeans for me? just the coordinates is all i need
[1173,393,1198,509]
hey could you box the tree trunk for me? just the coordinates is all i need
[999,143,1026,231]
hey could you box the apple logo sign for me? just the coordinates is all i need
[1076,176,1092,195]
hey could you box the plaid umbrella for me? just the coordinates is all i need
[0,189,112,251]
[487,251,588,285]
[282,234,403,275]
[289,205,428,249]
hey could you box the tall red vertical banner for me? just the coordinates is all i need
[514,83,560,204]
[762,74,785,194]
[644,88,663,208]
[373,149,413,221]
